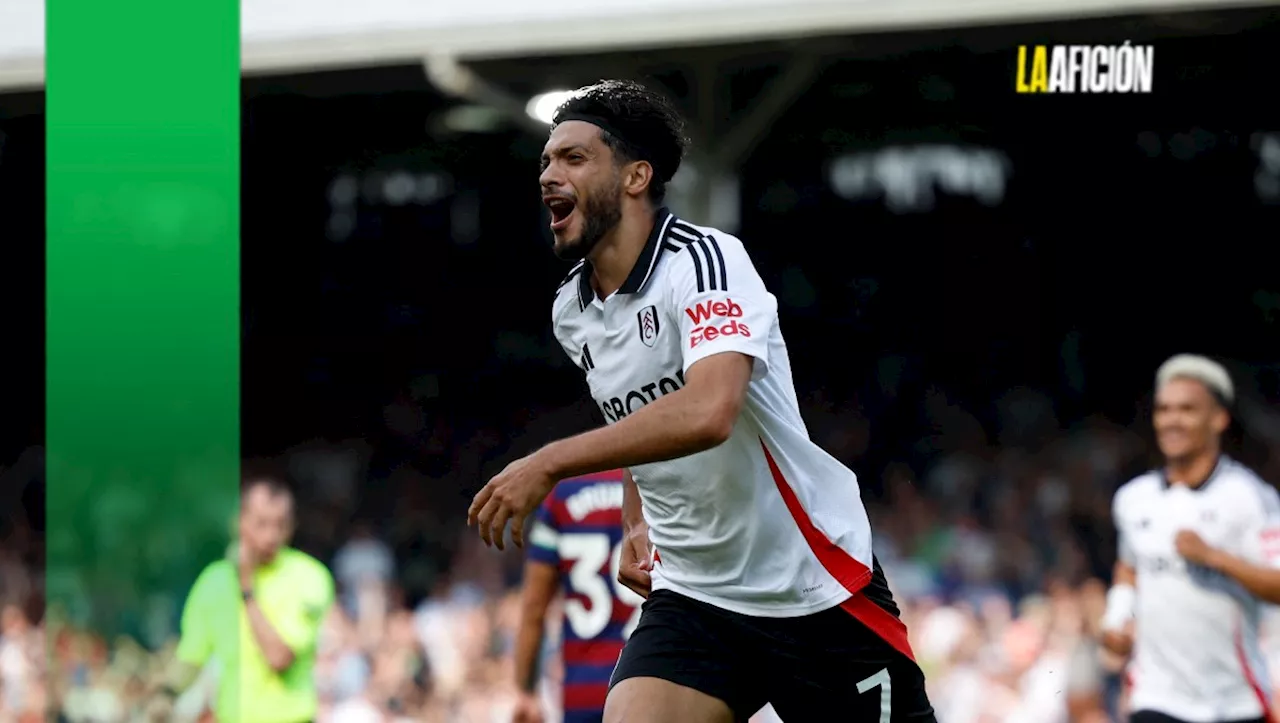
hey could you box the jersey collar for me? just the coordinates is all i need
[577,207,675,308]
[1160,454,1227,492]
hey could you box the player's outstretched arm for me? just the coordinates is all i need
[1103,490,1138,657]
[470,354,752,549]
[542,352,752,474]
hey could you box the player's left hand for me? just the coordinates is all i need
[469,451,559,551]
[1175,529,1217,568]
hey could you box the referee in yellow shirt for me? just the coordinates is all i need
[157,477,334,723]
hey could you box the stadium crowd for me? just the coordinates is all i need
[4,382,1280,723]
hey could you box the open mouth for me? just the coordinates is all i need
[544,195,577,231]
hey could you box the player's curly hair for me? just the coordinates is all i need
[551,79,690,203]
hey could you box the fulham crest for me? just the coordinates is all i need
[637,305,660,347]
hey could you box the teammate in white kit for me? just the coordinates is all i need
[1103,354,1280,723]
[468,80,934,722]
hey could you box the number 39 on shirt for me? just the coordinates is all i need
[558,532,646,640]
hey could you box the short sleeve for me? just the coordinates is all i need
[551,271,584,366]
[1112,490,1135,567]
[526,495,561,566]
[1239,483,1280,569]
[666,234,776,382]
[276,563,335,657]
[175,566,217,666]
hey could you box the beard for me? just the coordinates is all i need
[553,176,623,261]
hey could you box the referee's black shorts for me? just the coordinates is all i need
[609,562,935,722]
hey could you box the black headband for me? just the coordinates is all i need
[557,112,630,145]
[557,112,662,173]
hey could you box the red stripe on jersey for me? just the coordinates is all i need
[1234,621,1276,723]
[562,639,627,666]
[609,598,633,623]
[760,438,916,663]
[547,493,574,529]
[563,682,611,712]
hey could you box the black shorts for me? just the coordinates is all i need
[1131,712,1266,723]
[609,562,935,722]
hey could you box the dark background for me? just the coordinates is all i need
[0,90,46,559]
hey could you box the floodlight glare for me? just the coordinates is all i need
[526,90,574,125]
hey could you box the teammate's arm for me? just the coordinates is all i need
[1101,494,1137,656]
[1178,489,1280,603]
[1100,561,1136,656]
[1200,551,1280,603]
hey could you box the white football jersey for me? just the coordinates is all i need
[1113,456,1280,722]
[551,208,879,619]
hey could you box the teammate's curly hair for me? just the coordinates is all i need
[551,79,690,203]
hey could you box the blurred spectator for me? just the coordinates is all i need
[332,523,396,619]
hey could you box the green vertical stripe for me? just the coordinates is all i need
[45,0,240,658]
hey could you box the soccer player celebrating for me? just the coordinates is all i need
[512,469,645,723]
[470,79,934,723]
[1103,354,1280,723]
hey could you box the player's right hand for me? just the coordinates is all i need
[470,451,559,551]
[617,525,654,599]
[512,691,545,723]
